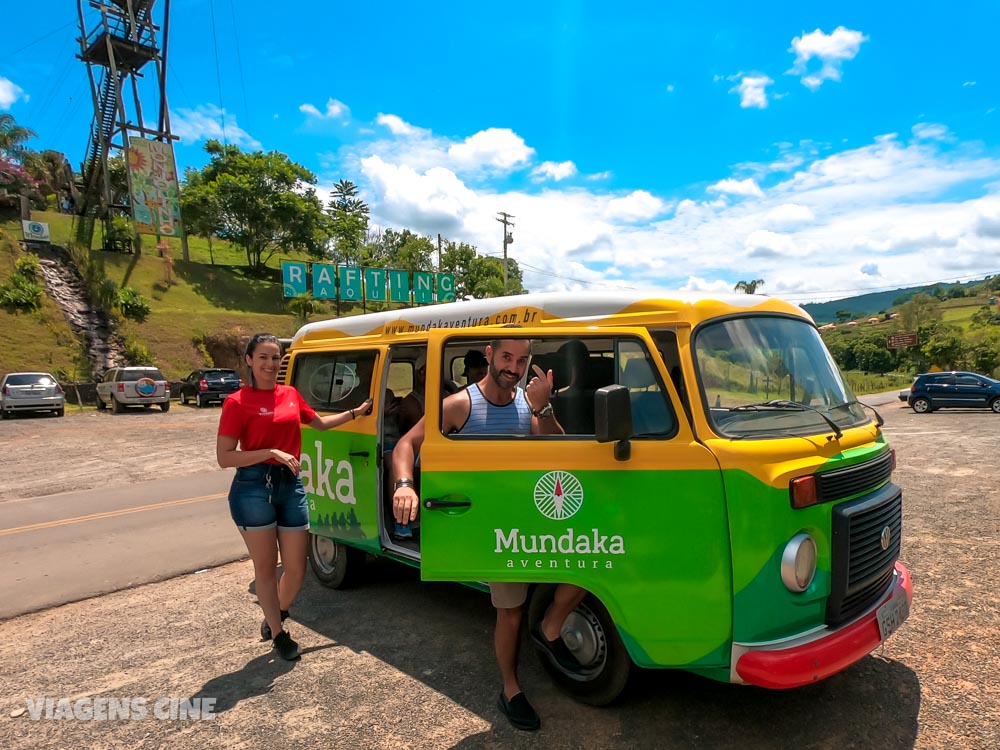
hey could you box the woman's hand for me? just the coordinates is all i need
[270,449,300,475]
[357,398,374,417]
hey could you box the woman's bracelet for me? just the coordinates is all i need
[349,408,355,420]
[394,478,414,491]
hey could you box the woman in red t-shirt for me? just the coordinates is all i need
[217,333,372,661]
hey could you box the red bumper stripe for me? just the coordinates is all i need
[736,562,912,689]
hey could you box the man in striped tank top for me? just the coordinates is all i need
[392,338,588,731]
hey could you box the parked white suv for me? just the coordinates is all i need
[96,366,170,413]
[1,372,65,418]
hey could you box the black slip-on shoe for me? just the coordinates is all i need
[272,630,301,661]
[531,625,583,673]
[496,691,540,731]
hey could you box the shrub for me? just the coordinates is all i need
[122,338,152,365]
[117,286,151,322]
[14,254,40,279]
[0,273,43,313]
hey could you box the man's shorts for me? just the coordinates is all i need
[228,464,309,532]
[489,582,529,609]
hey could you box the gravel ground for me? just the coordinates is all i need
[0,401,997,748]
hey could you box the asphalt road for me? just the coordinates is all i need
[0,471,243,620]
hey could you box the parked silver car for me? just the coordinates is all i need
[96,366,170,413]
[0,372,65,418]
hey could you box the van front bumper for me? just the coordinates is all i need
[733,561,912,689]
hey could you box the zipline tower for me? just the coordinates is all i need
[75,0,186,257]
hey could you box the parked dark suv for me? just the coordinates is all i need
[179,369,242,407]
[907,371,1000,413]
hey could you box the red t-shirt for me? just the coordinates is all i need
[218,385,317,462]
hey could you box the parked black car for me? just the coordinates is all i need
[179,369,242,407]
[907,371,1000,413]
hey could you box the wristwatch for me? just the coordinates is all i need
[532,403,554,419]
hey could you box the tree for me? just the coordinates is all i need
[835,309,853,323]
[327,179,369,265]
[180,141,329,272]
[734,279,764,294]
[440,239,526,298]
[180,168,221,264]
[921,324,965,370]
[898,293,941,331]
[21,149,73,198]
[0,114,35,160]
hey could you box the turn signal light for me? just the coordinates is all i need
[199,379,208,391]
[790,475,818,509]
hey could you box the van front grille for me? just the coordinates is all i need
[816,450,893,503]
[827,488,902,626]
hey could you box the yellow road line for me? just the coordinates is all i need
[0,493,227,537]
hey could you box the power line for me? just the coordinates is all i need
[778,269,1000,301]
[228,0,251,133]
[209,0,227,144]
[0,21,75,63]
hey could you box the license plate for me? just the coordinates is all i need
[876,594,910,640]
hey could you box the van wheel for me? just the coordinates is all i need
[309,534,365,589]
[161,400,170,412]
[911,397,931,414]
[112,397,124,414]
[527,584,631,706]
[96,396,106,411]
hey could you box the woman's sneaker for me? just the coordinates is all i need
[260,610,290,641]
[272,630,301,661]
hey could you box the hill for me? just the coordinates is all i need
[1,211,320,380]
[802,279,989,323]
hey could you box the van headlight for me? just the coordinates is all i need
[781,533,817,592]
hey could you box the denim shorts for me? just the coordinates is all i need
[228,464,310,532]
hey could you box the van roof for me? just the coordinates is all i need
[291,290,810,347]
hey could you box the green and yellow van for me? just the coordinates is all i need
[281,291,911,704]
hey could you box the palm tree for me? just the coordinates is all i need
[0,114,36,160]
[735,278,765,294]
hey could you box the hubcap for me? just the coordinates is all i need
[312,536,339,575]
[559,604,607,671]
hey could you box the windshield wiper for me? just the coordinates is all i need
[830,399,884,428]
[729,399,843,439]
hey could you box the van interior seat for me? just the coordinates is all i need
[621,358,672,435]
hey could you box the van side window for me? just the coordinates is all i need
[618,339,676,436]
[293,350,377,412]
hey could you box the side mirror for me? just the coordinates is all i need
[595,385,633,459]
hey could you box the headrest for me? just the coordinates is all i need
[621,358,657,389]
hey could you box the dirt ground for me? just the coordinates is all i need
[0,401,998,748]
[0,404,222,501]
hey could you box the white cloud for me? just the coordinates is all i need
[963,81,977,87]
[860,263,880,276]
[448,128,535,170]
[170,104,261,149]
[765,203,815,226]
[299,98,349,119]
[376,113,424,136]
[531,160,578,181]
[0,76,25,109]
[912,122,952,141]
[788,26,868,90]
[586,171,613,181]
[708,178,764,198]
[730,74,773,109]
[605,190,666,222]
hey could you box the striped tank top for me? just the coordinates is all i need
[458,384,532,435]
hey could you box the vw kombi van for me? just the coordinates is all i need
[281,291,911,704]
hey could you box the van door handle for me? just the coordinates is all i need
[424,499,472,510]
[348,451,370,458]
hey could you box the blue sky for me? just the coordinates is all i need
[2,1,999,302]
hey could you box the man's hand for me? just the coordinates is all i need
[525,364,554,411]
[393,486,420,524]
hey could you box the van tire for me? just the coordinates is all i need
[527,584,631,706]
[161,400,170,412]
[309,534,365,589]
[96,396,106,411]
[112,397,124,414]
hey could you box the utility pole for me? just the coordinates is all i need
[437,233,443,272]
[496,211,515,293]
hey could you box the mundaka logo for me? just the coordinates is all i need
[534,471,583,520]
[494,471,625,570]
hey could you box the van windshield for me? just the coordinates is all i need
[694,316,869,438]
